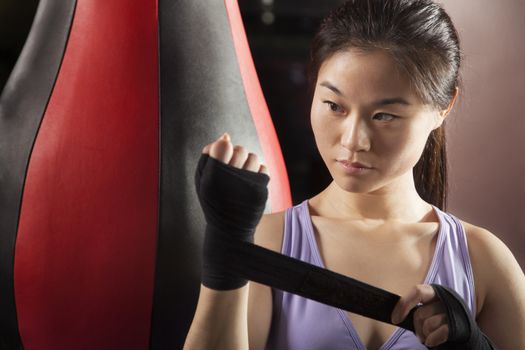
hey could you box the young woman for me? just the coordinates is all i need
[184,0,525,349]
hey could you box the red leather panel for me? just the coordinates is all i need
[14,0,159,348]
[224,0,293,212]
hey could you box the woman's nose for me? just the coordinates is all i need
[340,115,371,152]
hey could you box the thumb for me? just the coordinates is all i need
[209,133,233,163]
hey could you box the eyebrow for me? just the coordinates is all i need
[319,81,412,106]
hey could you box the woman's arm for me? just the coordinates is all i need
[184,213,281,350]
[184,286,250,350]
[248,211,285,350]
[184,133,272,350]
[467,224,525,349]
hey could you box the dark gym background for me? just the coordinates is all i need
[1,0,523,268]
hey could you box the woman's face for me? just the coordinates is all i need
[310,48,445,194]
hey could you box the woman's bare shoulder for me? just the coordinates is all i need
[459,218,519,275]
[254,210,287,253]
[459,219,507,256]
[458,218,525,319]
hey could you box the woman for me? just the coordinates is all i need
[184,0,525,349]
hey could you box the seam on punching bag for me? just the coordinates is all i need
[0,0,78,349]
[149,0,162,348]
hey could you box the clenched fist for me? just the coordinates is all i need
[201,132,268,175]
[195,132,270,290]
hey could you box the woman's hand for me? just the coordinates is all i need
[196,132,270,290]
[202,132,268,175]
[391,284,449,347]
[187,131,267,348]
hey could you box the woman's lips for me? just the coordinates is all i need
[337,160,373,174]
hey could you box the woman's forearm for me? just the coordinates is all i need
[183,285,249,350]
[186,135,268,350]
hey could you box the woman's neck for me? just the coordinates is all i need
[310,177,433,224]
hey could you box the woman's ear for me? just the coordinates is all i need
[441,86,459,118]
[433,86,459,130]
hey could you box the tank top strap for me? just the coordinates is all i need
[431,206,477,316]
[281,199,317,264]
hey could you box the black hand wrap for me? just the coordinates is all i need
[194,153,270,290]
[430,284,496,350]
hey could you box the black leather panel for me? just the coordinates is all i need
[151,0,266,348]
[0,0,77,348]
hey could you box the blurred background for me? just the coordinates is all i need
[1,0,523,267]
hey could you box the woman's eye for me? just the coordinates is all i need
[373,113,398,121]
[323,101,344,113]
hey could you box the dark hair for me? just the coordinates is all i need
[308,0,462,211]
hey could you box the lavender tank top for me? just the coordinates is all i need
[265,199,476,350]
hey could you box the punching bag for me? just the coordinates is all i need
[0,0,292,349]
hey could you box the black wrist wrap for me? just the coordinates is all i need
[195,154,269,290]
[431,284,496,350]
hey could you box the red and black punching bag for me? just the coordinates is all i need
[0,0,291,348]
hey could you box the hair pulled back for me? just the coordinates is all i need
[309,0,462,210]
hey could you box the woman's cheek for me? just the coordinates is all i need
[373,135,415,173]
[312,129,331,160]
[388,137,428,174]
[311,114,333,149]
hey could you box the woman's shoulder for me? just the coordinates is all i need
[458,218,517,274]
[456,217,525,345]
[254,210,287,253]
[458,218,504,255]
[457,218,525,317]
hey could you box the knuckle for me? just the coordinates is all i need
[233,144,246,153]
[419,303,435,318]
[209,140,233,163]
[415,284,427,296]
[243,154,260,170]
[427,324,449,346]
[413,307,424,322]
[231,146,248,163]
[442,324,449,338]
[422,317,436,336]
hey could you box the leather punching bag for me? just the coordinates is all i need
[0,0,292,349]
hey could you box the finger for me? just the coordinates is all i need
[414,301,446,326]
[392,284,438,324]
[412,303,441,342]
[412,300,446,342]
[424,324,449,347]
[202,143,211,154]
[422,313,447,338]
[209,133,233,163]
[259,164,269,175]
[413,309,424,343]
[243,153,261,172]
[229,145,249,168]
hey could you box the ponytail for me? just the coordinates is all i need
[414,125,447,210]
